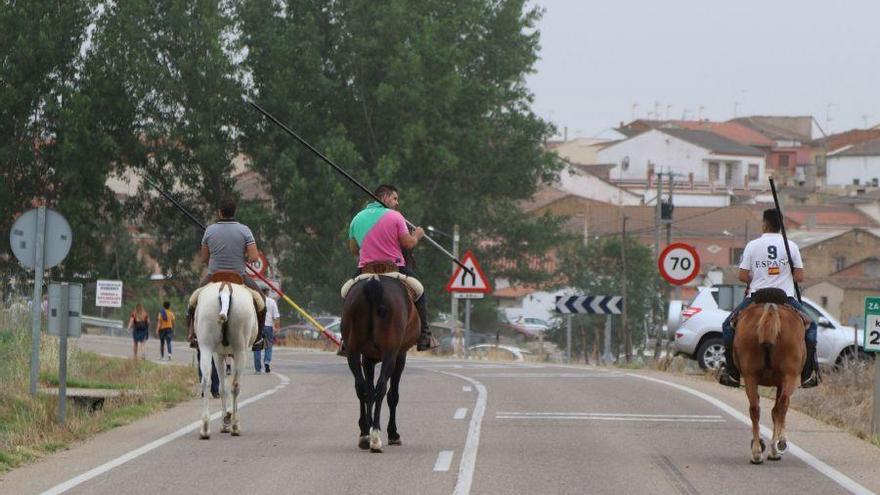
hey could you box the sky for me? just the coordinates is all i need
[526,0,880,140]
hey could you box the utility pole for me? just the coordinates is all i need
[621,215,631,362]
[653,172,663,361]
[451,224,461,357]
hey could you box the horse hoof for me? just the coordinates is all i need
[200,432,210,440]
[370,447,384,453]
[767,454,781,461]
[388,436,402,446]
[776,439,787,453]
[220,425,230,433]
[231,429,240,437]
[750,457,764,465]
[369,428,383,452]
[358,436,370,450]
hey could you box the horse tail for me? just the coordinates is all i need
[219,284,232,347]
[757,303,780,369]
[364,278,388,346]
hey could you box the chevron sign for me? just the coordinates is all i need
[555,295,623,315]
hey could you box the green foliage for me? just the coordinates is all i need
[546,236,664,359]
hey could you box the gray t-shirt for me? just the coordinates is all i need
[201,220,256,275]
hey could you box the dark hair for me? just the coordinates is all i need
[163,301,170,309]
[261,287,270,295]
[218,197,237,218]
[373,184,398,201]
[763,208,782,232]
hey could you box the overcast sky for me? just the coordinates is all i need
[526,0,880,140]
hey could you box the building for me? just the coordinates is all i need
[804,257,880,324]
[597,127,766,190]
[825,138,880,188]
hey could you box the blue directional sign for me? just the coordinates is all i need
[555,295,623,315]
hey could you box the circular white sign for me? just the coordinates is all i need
[658,243,700,285]
[9,208,73,270]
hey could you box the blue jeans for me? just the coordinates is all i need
[254,326,274,371]
[722,296,817,346]
[159,329,173,357]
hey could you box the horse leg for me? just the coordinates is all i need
[768,386,784,460]
[369,351,398,453]
[199,349,213,439]
[772,375,797,459]
[215,352,231,433]
[744,375,765,464]
[230,350,243,436]
[347,353,371,450]
[387,353,407,445]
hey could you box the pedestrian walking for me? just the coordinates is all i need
[127,303,150,360]
[254,287,280,374]
[157,301,175,361]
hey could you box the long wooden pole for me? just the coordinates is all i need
[768,177,801,302]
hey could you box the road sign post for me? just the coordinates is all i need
[445,250,492,358]
[555,296,623,365]
[48,282,82,424]
[566,315,573,363]
[864,297,880,437]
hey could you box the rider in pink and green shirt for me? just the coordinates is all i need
[347,185,437,351]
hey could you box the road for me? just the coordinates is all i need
[3,335,880,495]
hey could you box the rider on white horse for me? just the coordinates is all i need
[187,197,266,351]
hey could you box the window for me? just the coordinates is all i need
[621,156,630,171]
[647,161,655,177]
[821,296,828,308]
[778,154,790,168]
[834,256,846,272]
[709,162,720,181]
[873,178,879,187]
[730,247,745,265]
[854,178,861,186]
[748,163,759,181]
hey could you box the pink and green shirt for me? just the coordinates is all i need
[349,202,409,268]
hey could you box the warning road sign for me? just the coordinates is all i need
[445,250,492,295]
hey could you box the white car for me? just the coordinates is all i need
[511,316,551,338]
[671,285,866,370]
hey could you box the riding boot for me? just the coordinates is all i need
[415,298,438,351]
[801,342,820,388]
[252,308,266,351]
[187,306,198,349]
[718,345,741,388]
[336,342,347,357]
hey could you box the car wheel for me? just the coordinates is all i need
[697,336,726,371]
[836,347,873,369]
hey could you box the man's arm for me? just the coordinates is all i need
[246,243,259,263]
[349,239,359,257]
[400,227,425,250]
[792,267,805,283]
[200,245,210,264]
[738,269,752,284]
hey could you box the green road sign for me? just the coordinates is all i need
[864,297,880,353]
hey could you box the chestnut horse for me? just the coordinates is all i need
[341,275,419,452]
[733,289,806,464]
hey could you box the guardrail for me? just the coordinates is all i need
[81,315,125,337]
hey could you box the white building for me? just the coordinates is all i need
[597,128,766,190]
[826,139,880,187]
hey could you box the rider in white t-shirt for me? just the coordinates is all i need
[718,208,819,388]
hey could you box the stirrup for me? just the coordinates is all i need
[801,371,820,388]
[336,343,348,357]
[718,370,740,388]
[417,333,439,351]
[251,335,264,351]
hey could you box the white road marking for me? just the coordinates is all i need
[628,373,875,495]
[469,372,623,378]
[433,450,454,472]
[39,373,291,495]
[497,412,723,419]
[454,408,468,420]
[496,415,725,423]
[437,371,487,495]
[462,386,472,392]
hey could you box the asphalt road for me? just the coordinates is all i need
[3,335,880,495]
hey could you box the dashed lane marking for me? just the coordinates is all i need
[454,408,468,420]
[433,450,454,472]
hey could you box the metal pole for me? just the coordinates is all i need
[58,283,69,424]
[29,206,47,397]
[247,102,472,275]
[464,299,472,359]
[621,216,630,362]
[452,225,460,357]
[602,315,613,364]
[873,361,880,437]
[768,177,801,302]
[566,314,572,363]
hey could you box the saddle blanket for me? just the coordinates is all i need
[340,272,424,300]
[189,282,265,313]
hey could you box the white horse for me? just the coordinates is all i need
[193,281,260,439]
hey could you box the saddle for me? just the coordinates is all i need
[734,288,810,329]
[340,262,424,301]
[188,272,264,314]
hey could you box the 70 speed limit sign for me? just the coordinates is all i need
[658,242,701,286]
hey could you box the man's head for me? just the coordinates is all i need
[762,208,782,233]
[217,197,237,219]
[162,301,170,309]
[261,287,270,296]
[373,184,399,210]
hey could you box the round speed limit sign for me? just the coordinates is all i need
[658,243,701,286]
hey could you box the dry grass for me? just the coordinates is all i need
[0,310,196,472]
[791,362,876,442]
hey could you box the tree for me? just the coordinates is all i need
[237,0,562,311]
[547,235,663,361]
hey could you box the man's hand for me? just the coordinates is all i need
[413,227,425,240]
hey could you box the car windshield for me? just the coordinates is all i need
[800,302,825,324]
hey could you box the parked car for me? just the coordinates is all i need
[506,316,552,340]
[275,316,342,346]
[672,285,866,370]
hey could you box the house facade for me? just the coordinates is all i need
[597,128,766,189]
[825,138,880,187]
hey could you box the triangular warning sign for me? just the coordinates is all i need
[445,250,492,293]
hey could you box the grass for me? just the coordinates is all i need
[791,361,877,443]
[0,309,197,473]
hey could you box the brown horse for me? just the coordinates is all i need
[341,273,419,452]
[733,289,806,464]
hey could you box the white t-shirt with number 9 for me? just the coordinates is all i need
[739,233,803,297]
